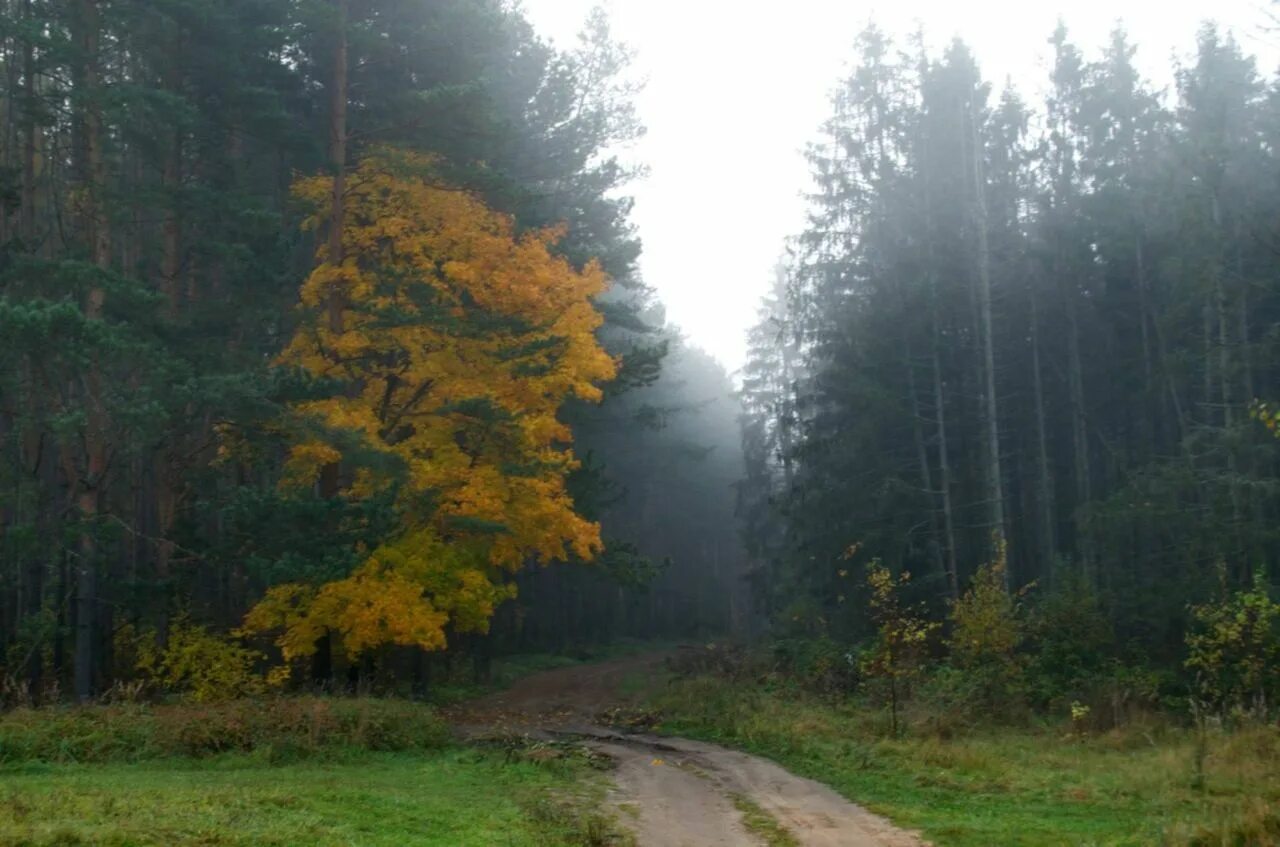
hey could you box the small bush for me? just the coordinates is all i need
[1024,570,1113,708]
[0,697,448,764]
[946,541,1028,720]
[769,637,858,695]
[1186,568,1280,723]
[126,617,272,702]
[859,562,938,736]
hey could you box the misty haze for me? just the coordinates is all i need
[0,1,1276,845]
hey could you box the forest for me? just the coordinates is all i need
[740,21,1280,721]
[0,1,1277,845]
[0,0,745,703]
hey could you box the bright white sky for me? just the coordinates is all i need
[520,0,1278,373]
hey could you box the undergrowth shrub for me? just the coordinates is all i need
[1024,571,1113,707]
[118,617,274,702]
[664,642,758,681]
[769,636,858,695]
[1185,568,1280,723]
[858,562,937,736]
[945,542,1029,721]
[0,697,448,763]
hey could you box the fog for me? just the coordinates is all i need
[522,0,1278,370]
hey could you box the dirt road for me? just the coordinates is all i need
[456,651,928,847]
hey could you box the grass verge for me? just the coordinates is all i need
[648,674,1280,847]
[0,748,624,846]
[0,697,448,764]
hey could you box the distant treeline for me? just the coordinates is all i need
[741,22,1280,692]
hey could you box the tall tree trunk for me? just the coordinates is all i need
[1216,272,1232,430]
[327,0,348,334]
[968,94,1007,579]
[1065,281,1092,577]
[1202,302,1214,424]
[931,321,959,601]
[74,0,109,703]
[19,0,36,246]
[1,6,15,247]
[161,32,182,321]
[1134,234,1156,452]
[1029,282,1056,576]
[1137,235,1186,447]
[904,328,950,595]
[311,0,349,685]
[21,409,44,693]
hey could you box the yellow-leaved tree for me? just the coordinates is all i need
[243,149,616,663]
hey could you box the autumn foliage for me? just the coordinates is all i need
[244,150,616,662]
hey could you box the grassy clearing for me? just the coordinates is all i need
[0,687,634,846]
[0,749,622,846]
[649,675,1280,847]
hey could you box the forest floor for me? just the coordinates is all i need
[4,649,1272,845]
[450,649,929,847]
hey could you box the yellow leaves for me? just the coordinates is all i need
[1251,399,1280,439]
[243,529,518,660]
[248,147,618,661]
[122,618,272,702]
[280,441,343,491]
[948,542,1023,670]
[306,562,450,658]
[1185,570,1280,711]
[282,151,616,553]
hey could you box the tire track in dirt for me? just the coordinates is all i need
[452,650,929,847]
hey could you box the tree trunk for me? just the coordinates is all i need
[19,0,36,246]
[1216,272,1232,430]
[906,339,948,592]
[1065,282,1092,577]
[327,0,348,333]
[161,31,183,320]
[968,94,1006,578]
[931,332,959,601]
[1029,282,1056,575]
[310,0,349,670]
[74,0,109,704]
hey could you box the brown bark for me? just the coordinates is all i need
[73,0,110,703]
[310,0,349,683]
[19,0,36,245]
[161,31,183,321]
[326,0,348,335]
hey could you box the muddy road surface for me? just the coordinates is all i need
[454,651,928,847]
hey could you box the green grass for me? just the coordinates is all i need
[0,697,449,764]
[730,794,799,847]
[649,676,1280,847]
[0,748,621,846]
